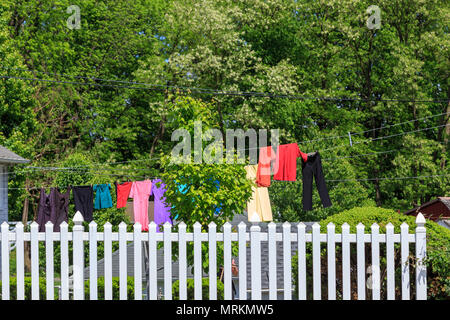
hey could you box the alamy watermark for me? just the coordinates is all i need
[366,5,381,30]
[66,5,81,30]
[171,121,279,168]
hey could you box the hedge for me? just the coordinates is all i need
[172,278,225,300]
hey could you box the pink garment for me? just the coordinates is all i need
[129,180,152,231]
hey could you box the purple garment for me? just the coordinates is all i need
[151,179,172,232]
[36,187,70,232]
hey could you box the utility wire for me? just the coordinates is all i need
[299,111,450,144]
[0,72,448,103]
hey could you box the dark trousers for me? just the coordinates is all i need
[302,152,332,211]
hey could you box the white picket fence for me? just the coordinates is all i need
[0,212,427,300]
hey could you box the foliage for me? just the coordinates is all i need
[0,277,49,300]
[292,207,450,300]
[84,277,135,300]
[172,278,225,300]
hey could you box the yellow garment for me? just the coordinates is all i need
[245,165,273,222]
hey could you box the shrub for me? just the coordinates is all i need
[0,277,49,300]
[172,278,225,300]
[84,277,135,300]
[292,206,450,300]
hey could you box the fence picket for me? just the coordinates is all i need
[327,223,336,300]
[72,212,84,300]
[148,222,157,300]
[119,222,127,300]
[371,223,380,300]
[356,223,365,300]
[223,222,232,300]
[208,222,217,300]
[45,222,54,300]
[386,223,395,300]
[342,223,351,300]
[312,223,321,300]
[15,222,25,300]
[89,221,98,300]
[104,222,113,300]
[1,222,10,300]
[238,222,247,300]
[163,222,172,300]
[60,221,69,300]
[400,222,410,300]
[30,221,39,300]
[268,222,277,300]
[297,223,306,300]
[178,222,187,300]
[250,225,261,300]
[283,222,292,300]
[193,222,202,300]
[415,213,427,300]
[133,223,142,300]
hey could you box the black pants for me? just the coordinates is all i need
[302,152,332,211]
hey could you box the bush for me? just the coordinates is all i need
[0,277,49,300]
[172,278,225,300]
[292,206,450,300]
[84,277,135,300]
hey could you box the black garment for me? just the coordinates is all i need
[36,187,71,231]
[301,152,332,211]
[73,185,94,222]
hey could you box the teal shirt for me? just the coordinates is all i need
[93,184,113,209]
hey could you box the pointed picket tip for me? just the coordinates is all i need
[119,221,127,228]
[73,211,84,224]
[177,221,187,227]
[223,222,232,230]
[356,222,365,228]
[268,221,276,228]
[238,221,246,230]
[163,222,172,229]
[415,212,426,225]
[45,221,54,227]
[15,222,24,227]
[312,222,320,229]
[149,221,157,227]
[297,222,306,228]
[193,221,202,228]
[371,223,380,229]
[88,220,97,227]
[327,222,335,227]
[400,222,409,228]
[1,221,9,227]
[103,221,112,228]
[30,221,39,228]
[385,222,394,229]
[208,221,216,227]
[133,222,142,229]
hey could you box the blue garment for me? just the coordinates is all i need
[93,184,113,209]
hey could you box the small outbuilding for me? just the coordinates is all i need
[404,197,450,229]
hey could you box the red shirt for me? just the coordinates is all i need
[256,146,276,187]
[116,181,132,209]
[273,143,307,181]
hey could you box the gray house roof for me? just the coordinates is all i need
[0,145,29,164]
[83,214,315,291]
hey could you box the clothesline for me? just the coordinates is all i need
[4,173,449,190]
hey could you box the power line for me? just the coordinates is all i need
[320,124,449,153]
[1,72,448,103]
[299,111,450,145]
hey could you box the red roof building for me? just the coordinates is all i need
[404,197,450,223]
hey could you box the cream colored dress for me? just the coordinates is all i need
[245,165,273,222]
